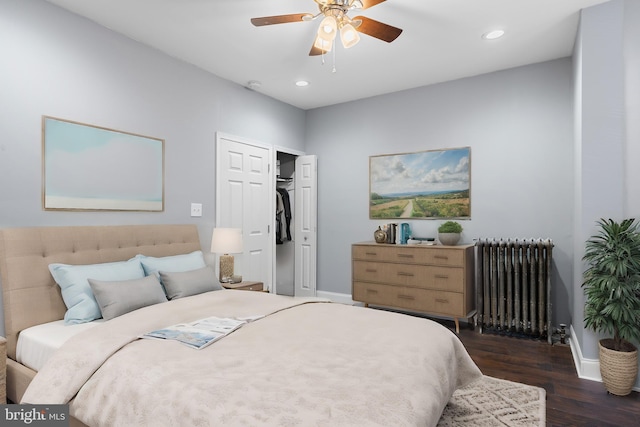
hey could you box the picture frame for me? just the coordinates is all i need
[42,116,164,211]
[369,147,471,219]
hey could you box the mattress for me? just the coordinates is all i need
[16,319,104,371]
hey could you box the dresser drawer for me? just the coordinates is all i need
[352,244,465,267]
[353,282,465,317]
[353,260,464,292]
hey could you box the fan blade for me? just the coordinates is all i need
[354,16,402,43]
[360,0,387,10]
[309,44,327,56]
[251,13,311,26]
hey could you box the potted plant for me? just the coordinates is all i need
[438,221,463,246]
[582,218,640,396]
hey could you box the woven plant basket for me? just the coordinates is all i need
[599,339,638,396]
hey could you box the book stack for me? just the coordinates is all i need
[382,223,412,244]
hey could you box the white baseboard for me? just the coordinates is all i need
[316,290,355,305]
[569,325,601,381]
[569,324,640,392]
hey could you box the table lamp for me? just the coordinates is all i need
[210,227,243,283]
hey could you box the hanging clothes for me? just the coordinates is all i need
[276,187,292,241]
[276,191,284,244]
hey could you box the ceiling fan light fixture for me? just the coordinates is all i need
[317,15,337,41]
[340,23,360,48]
[313,34,332,52]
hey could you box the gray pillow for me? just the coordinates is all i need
[159,266,222,300]
[88,275,168,320]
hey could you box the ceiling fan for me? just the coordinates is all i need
[251,0,402,56]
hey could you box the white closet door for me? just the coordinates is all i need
[294,155,317,297]
[216,133,272,288]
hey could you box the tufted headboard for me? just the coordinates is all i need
[0,224,201,359]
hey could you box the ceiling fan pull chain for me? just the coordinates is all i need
[332,40,337,73]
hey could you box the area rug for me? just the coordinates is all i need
[437,375,546,426]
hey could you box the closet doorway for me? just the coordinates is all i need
[274,148,317,297]
[215,133,317,296]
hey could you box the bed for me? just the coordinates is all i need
[0,224,482,427]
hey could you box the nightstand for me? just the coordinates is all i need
[222,281,264,292]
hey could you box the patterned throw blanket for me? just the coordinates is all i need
[23,291,482,426]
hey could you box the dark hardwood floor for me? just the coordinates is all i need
[450,324,640,426]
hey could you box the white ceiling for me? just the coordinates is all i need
[45,0,608,110]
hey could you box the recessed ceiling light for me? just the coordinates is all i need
[246,80,261,90]
[295,80,310,87]
[482,29,505,40]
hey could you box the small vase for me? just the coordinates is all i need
[438,233,460,246]
[374,227,387,244]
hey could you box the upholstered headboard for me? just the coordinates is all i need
[0,224,201,359]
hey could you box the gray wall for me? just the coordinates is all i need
[306,58,575,326]
[0,0,305,334]
[573,0,640,389]
[624,0,640,216]
[0,0,305,234]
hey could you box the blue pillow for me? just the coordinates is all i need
[49,258,145,324]
[137,251,206,280]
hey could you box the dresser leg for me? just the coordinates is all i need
[454,318,460,334]
[364,303,369,308]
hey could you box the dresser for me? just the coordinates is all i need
[352,242,475,333]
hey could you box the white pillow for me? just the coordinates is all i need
[49,258,145,324]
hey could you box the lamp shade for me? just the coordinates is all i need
[313,34,333,53]
[210,228,243,254]
[317,16,337,42]
[340,23,360,48]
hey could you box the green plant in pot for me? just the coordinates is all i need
[582,218,640,396]
[438,221,462,246]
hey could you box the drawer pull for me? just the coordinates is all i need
[435,275,449,279]
[398,294,415,300]
[366,289,379,294]
[435,298,449,303]
[397,254,414,258]
[397,272,414,277]
[365,252,377,256]
[434,255,449,260]
[366,269,377,273]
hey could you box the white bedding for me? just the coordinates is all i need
[23,291,482,427]
[16,319,104,371]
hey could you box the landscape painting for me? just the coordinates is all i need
[43,116,164,211]
[369,147,470,219]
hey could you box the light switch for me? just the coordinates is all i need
[190,203,202,217]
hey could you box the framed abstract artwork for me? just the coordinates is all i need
[42,116,164,211]
[369,147,471,219]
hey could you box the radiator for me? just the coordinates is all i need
[475,238,554,343]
